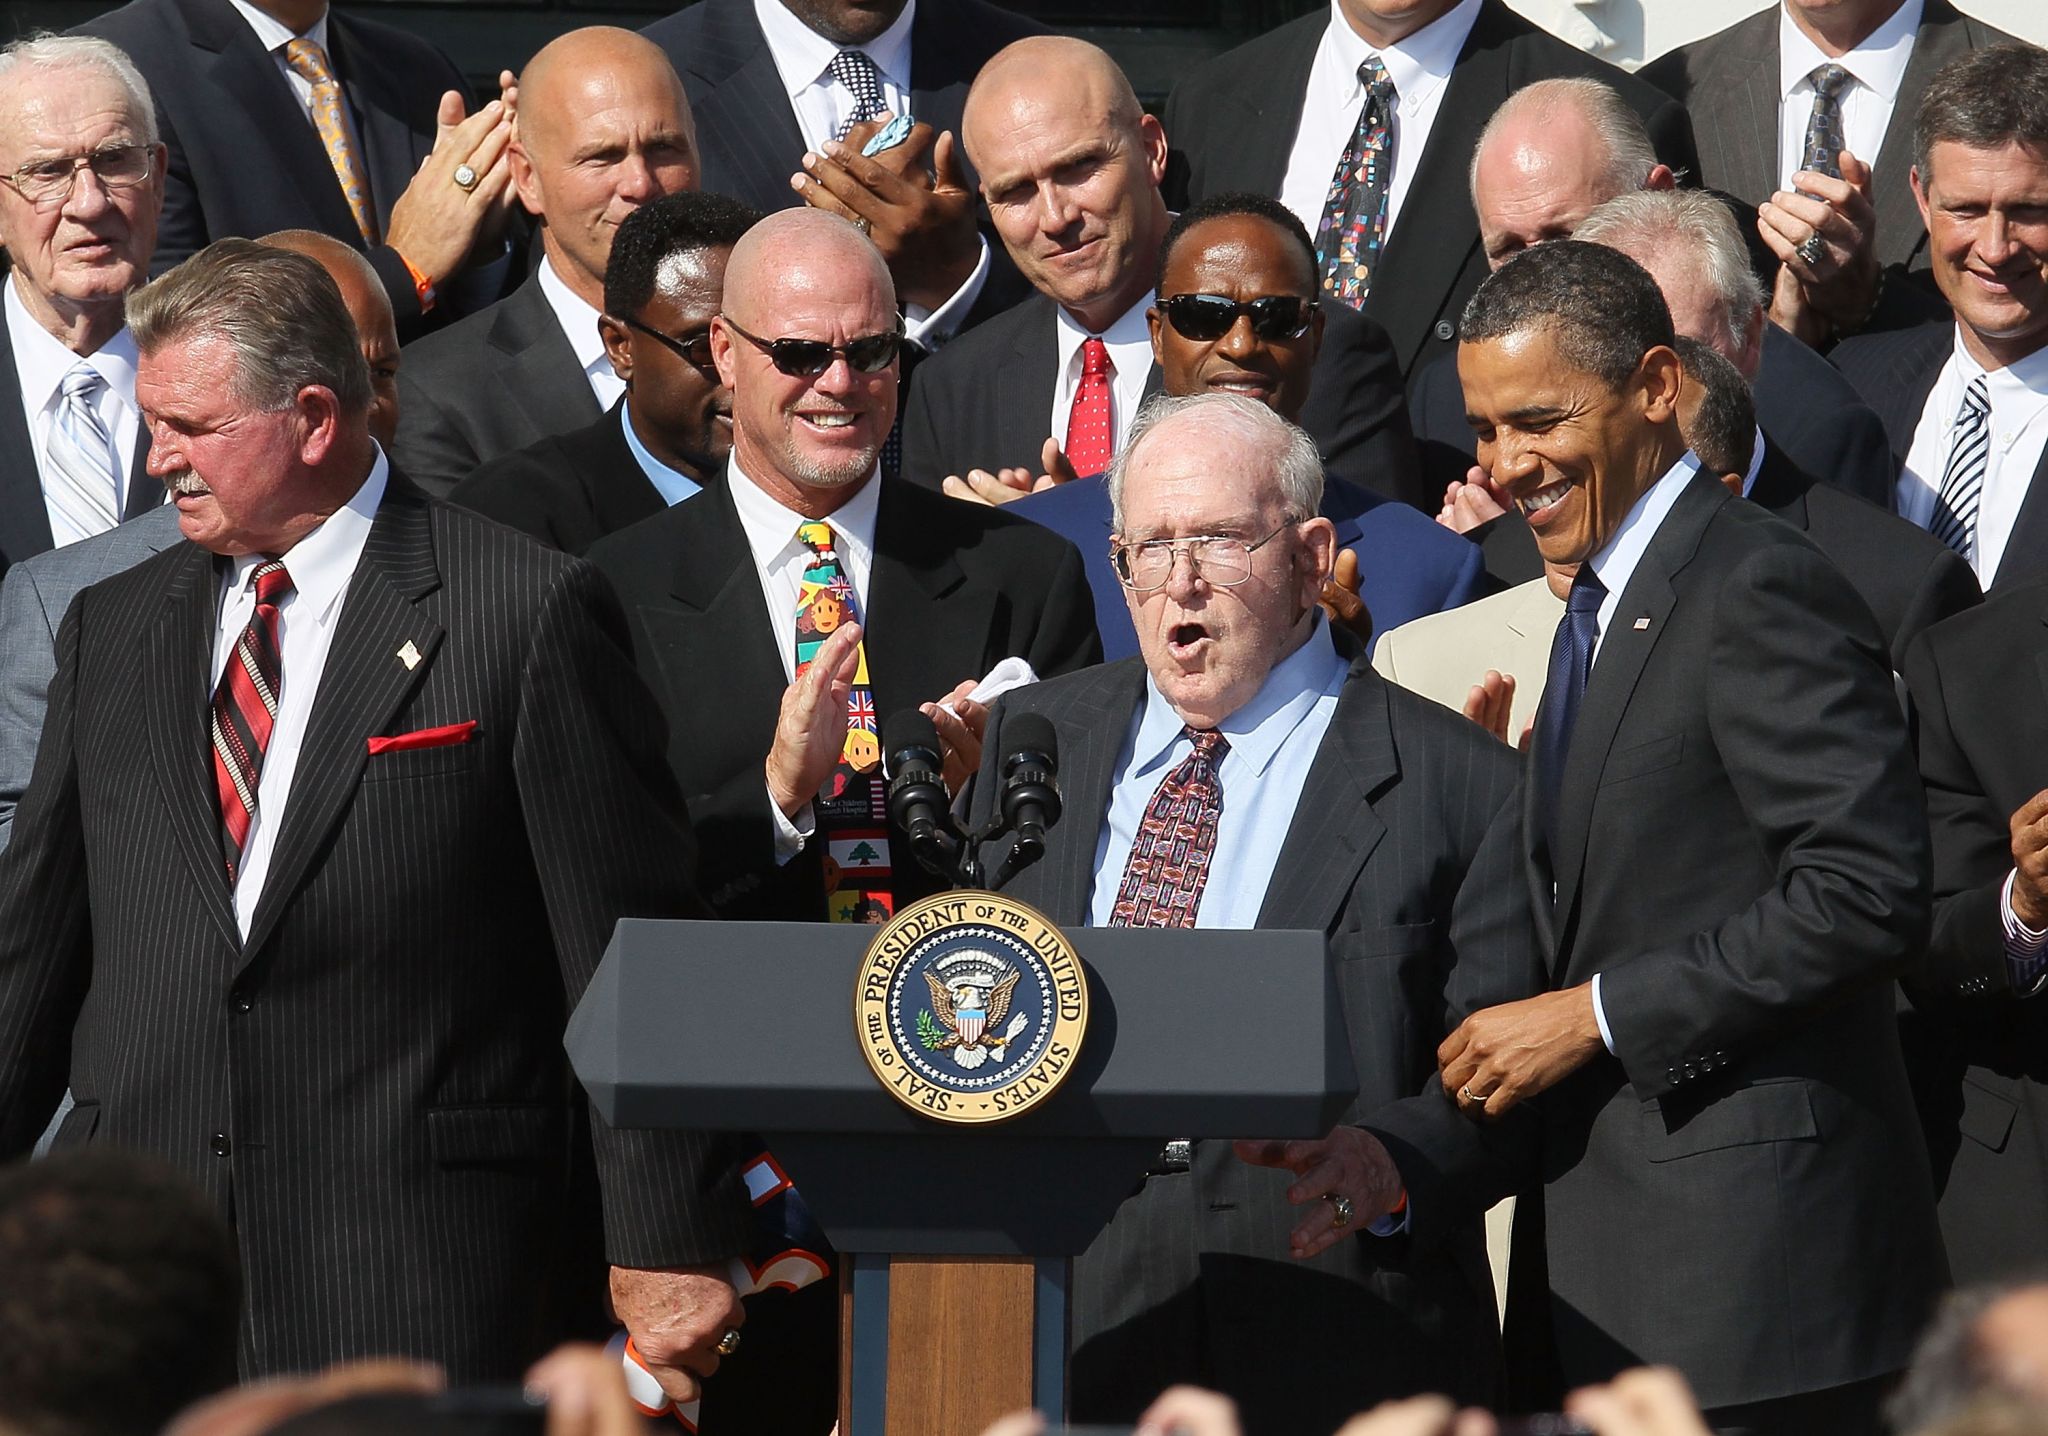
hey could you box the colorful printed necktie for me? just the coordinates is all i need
[1932,375,1990,563]
[1316,55,1397,308]
[794,522,893,923]
[45,364,121,547]
[1532,567,1606,862]
[830,49,886,141]
[1799,64,1853,180]
[212,560,293,885]
[1065,337,1114,479]
[284,38,378,246]
[1108,727,1228,929]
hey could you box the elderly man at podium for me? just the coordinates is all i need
[969,391,1524,1436]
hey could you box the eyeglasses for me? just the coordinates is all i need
[624,316,715,372]
[1110,519,1303,592]
[1158,294,1315,343]
[721,316,903,377]
[3,143,154,207]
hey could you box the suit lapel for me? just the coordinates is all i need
[1202,18,1321,195]
[0,300,53,566]
[496,280,605,437]
[330,13,428,230]
[144,543,242,950]
[691,0,809,210]
[1700,8,1780,208]
[1872,0,1971,269]
[1007,298,1061,469]
[1032,663,1146,927]
[1254,660,1394,933]
[658,478,789,728]
[863,485,987,714]
[1992,442,2048,595]
[240,485,444,963]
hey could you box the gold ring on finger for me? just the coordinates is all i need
[1323,1191,1354,1229]
[452,162,479,193]
[715,1327,742,1357]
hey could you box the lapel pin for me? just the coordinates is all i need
[397,640,422,671]
[1633,617,1651,631]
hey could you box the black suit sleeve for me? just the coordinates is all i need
[1023,539,1106,678]
[897,362,953,492]
[1302,304,1427,510]
[1596,543,1931,1095]
[392,369,486,499]
[1807,402,1901,511]
[1894,549,1982,665]
[452,452,573,552]
[513,560,751,1266]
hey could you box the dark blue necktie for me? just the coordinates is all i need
[1533,568,1607,862]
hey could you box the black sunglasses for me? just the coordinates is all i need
[624,317,715,372]
[1159,294,1316,343]
[721,317,903,377]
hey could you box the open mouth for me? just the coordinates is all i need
[1207,372,1275,396]
[168,473,209,499]
[1517,478,1571,518]
[795,412,860,435]
[1167,621,1211,661]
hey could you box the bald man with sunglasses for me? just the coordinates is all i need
[588,208,1100,926]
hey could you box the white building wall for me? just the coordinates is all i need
[1503,0,2048,70]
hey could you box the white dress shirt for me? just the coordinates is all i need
[211,451,386,935]
[536,257,626,410]
[1898,327,2048,588]
[1776,0,1922,188]
[5,278,141,547]
[1050,294,1155,468]
[1277,0,1483,248]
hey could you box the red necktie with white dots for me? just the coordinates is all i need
[1065,337,1114,478]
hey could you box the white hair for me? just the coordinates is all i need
[1574,188,1764,359]
[0,34,159,149]
[1468,76,1658,207]
[1107,392,1324,533]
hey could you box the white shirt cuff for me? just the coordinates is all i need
[903,236,990,350]
[2001,868,2048,995]
[770,784,815,866]
[1590,972,1616,1055]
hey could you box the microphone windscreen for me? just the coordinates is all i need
[883,707,942,760]
[1004,712,1059,767]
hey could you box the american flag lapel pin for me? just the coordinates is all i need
[397,640,422,671]
[1633,617,1651,631]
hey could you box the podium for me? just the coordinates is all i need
[567,912,1357,1434]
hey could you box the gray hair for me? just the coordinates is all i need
[1107,392,1324,533]
[1467,76,1658,208]
[1574,188,1764,359]
[0,34,159,148]
[1915,44,2048,176]
[1671,336,1754,478]
[1887,1284,2031,1435]
[127,239,372,415]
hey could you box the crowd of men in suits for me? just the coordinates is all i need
[1,0,2048,1433]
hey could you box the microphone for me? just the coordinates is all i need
[884,708,959,879]
[993,713,1061,887]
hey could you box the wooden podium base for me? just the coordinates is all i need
[840,1254,1068,1435]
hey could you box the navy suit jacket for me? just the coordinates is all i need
[1008,472,1484,660]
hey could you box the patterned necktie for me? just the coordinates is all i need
[1065,337,1114,479]
[1931,375,1991,563]
[1532,568,1607,862]
[794,522,892,923]
[1109,727,1229,929]
[44,364,121,546]
[284,38,378,245]
[1316,56,1397,308]
[1799,64,1853,180]
[212,560,294,886]
[829,49,887,141]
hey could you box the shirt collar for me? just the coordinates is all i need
[750,0,916,99]
[1130,613,1348,780]
[536,257,609,376]
[1323,0,1480,112]
[225,445,386,622]
[1740,427,1767,498]
[1587,452,1703,600]
[1053,290,1155,368]
[726,446,882,574]
[226,0,331,57]
[1778,0,1921,104]
[4,275,138,415]
[618,400,705,509]
[1952,322,2048,393]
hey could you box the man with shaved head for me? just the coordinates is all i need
[392,27,699,495]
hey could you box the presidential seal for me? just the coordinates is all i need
[855,891,1088,1124]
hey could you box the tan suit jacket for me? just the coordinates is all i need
[1372,578,1561,741]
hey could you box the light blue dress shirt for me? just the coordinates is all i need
[618,401,706,509]
[1088,616,1349,929]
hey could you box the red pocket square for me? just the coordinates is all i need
[367,720,478,756]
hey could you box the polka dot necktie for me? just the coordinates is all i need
[1316,55,1397,308]
[1109,728,1229,929]
[285,38,378,246]
[829,49,887,142]
[1799,64,1853,180]
[213,560,294,886]
[793,521,892,923]
[1065,337,1115,480]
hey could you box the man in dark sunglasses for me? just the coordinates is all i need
[454,191,760,555]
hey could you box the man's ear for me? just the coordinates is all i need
[1910,163,1932,230]
[510,136,544,219]
[293,384,344,466]
[1637,345,1684,425]
[599,314,633,386]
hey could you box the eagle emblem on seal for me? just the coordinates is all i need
[921,950,1031,1069]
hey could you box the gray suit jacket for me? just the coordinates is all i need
[0,505,185,849]
[967,648,1523,1434]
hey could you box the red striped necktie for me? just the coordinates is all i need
[212,560,293,885]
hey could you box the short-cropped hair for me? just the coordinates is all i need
[0,34,158,148]
[127,238,371,415]
[1575,189,1764,359]
[1109,391,1324,533]
[1916,45,2048,175]
[604,190,764,319]
[1459,239,1675,389]
[1157,191,1318,291]
[1672,336,1755,478]
[0,1149,241,1436]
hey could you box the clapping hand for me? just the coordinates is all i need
[793,118,981,313]
[943,438,1080,507]
[1438,466,1510,535]
[1759,152,1880,345]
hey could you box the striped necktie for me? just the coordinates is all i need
[44,364,121,546]
[1931,375,1990,563]
[829,49,886,141]
[1315,55,1397,308]
[1108,727,1229,929]
[1799,64,1852,179]
[284,38,379,245]
[212,560,294,886]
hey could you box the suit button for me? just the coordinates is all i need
[1434,320,1456,342]
[1683,1062,1698,1080]
[211,1133,232,1157]
[230,990,252,1014]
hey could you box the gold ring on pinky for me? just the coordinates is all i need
[452,162,479,193]
[715,1327,742,1357]
[1324,1192,1354,1229]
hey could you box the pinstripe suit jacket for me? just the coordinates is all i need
[968,649,1524,1431]
[0,476,750,1380]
